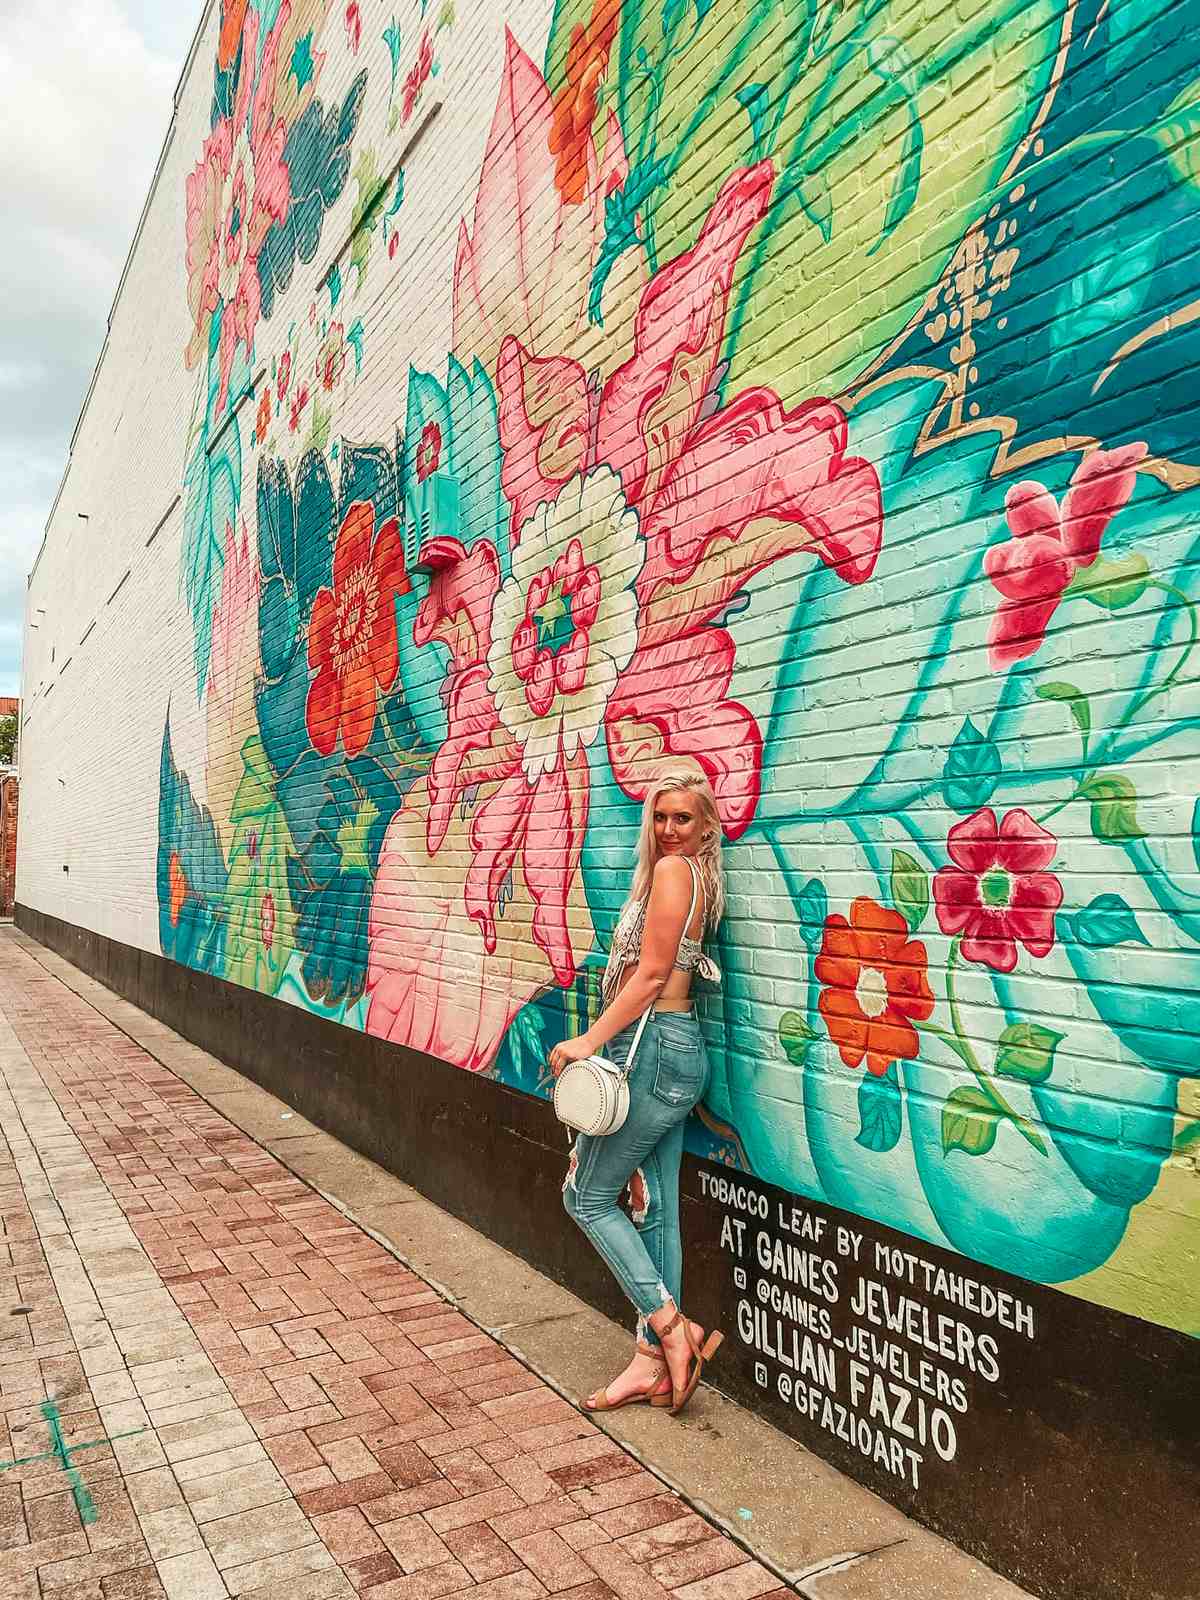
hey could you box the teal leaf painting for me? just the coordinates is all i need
[856,1067,903,1152]
[943,717,1001,814]
[1070,893,1150,949]
[798,877,828,951]
[182,344,241,697]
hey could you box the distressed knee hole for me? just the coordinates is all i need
[625,1167,649,1225]
[562,1149,579,1213]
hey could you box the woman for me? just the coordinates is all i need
[549,770,724,1415]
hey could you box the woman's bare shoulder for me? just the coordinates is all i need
[650,855,693,890]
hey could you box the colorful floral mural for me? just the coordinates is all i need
[160,0,1200,1334]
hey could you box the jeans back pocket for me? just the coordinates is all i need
[649,1018,705,1108]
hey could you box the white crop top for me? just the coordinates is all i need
[601,856,721,1002]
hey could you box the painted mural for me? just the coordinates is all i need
[159,0,1200,1333]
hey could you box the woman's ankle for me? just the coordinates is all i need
[647,1300,681,1340]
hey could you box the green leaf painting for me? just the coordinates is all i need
[798,878,828,951]
[1079,773,1148,842]
[941,1087,1001,1157]
[995,1022,1064,1085]
[1068,552,1152,611]
[779,1010,818,1066]
[226,738,296,996]
[890,849,929,931]
[1035,681,1091,740]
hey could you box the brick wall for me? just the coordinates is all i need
[17,0,1200,1551]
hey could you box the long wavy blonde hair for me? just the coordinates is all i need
[625,770,725,930]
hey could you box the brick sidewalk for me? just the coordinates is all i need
[0,935,786,1600]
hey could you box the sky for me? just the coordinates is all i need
[0,1,205,699]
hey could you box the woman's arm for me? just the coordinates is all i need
[550,857,692,1072]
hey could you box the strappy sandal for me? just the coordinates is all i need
[657,1310,724,1416]
[582,1342,674,1412]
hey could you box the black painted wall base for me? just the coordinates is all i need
[15,902,1200,1600]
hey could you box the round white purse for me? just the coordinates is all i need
[552,1008,652,1136]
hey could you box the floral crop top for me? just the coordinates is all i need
[601,856,721,1002]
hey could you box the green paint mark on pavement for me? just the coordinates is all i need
[0,1398,147,1524]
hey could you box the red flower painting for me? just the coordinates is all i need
[934,808,1063,973]
[306,503,410,759]
[985,443,1146,668]
[816,898,934,1075]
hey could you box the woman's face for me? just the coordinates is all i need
[653,789,705,858]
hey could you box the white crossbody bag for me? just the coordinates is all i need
[552,1006,652,1137]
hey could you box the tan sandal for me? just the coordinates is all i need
[582,1342,673,1412]
[656,1310,724,1416]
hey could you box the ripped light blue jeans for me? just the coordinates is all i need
[562,1009,708,1349]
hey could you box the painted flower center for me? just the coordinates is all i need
[981,868,1012,908]
[333,565,377,672]
[855,965,889,1020]
[532,584,577,653]
[515,551,599,718]
[222,161,250,279]
[487,468,642,784]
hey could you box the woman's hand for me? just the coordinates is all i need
[548,1033,597,1077]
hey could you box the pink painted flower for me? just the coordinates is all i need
[276,349,292,401]
[401,31,434,123]
[288,382,309,433]
[404,45,885,1026]
[453,32,646,392]
[496,163,883,837]
[985,443,1146,669]
[934,808,1063,973]
[206,519,261,856]
[317,322,346,391]
[366,773,589,1072]
[407,533,593,989]
[259,0,328,130]
[184,9,290,414]
[345,1,362,51]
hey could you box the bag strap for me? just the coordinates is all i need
[600,859,704,1086]
[616,1005,653,1081]
[613,860,703,1081]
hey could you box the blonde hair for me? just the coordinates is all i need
[625,770,725,929]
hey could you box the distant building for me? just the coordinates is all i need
[0,695,17,917]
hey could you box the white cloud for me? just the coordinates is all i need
[0,0,203,697]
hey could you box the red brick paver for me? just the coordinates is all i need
[0,934,779,1599]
